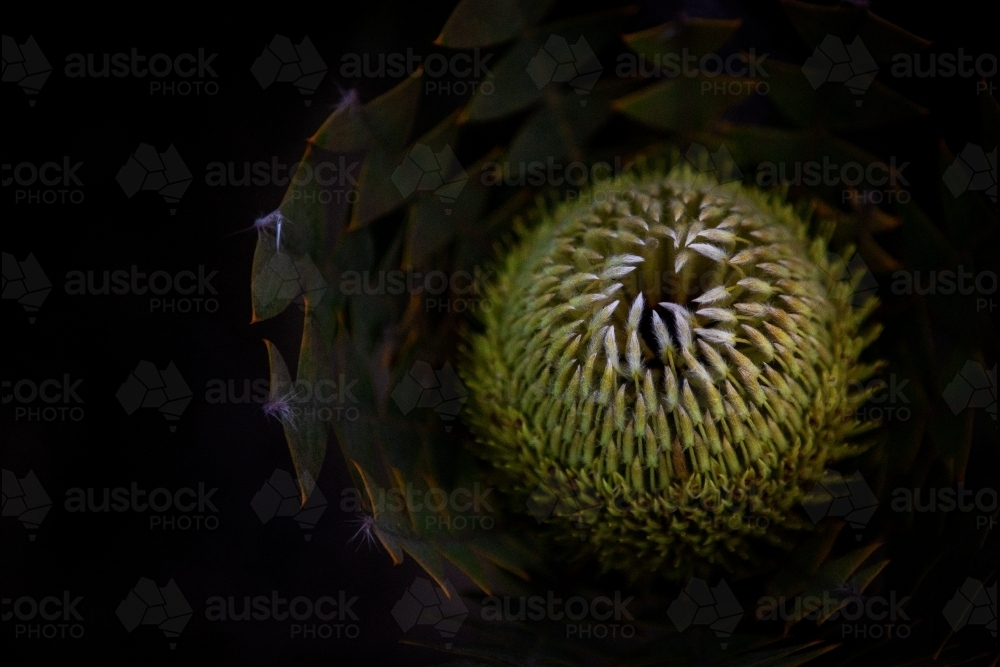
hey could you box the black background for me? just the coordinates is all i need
[3,2,995,665]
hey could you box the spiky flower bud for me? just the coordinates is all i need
[460,164,881,580]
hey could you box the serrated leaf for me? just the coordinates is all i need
[462,7,636,122]
[767,523,844,597]
[391,466,440,532]
[815,559,890,625]
[468,534,534,581]
[350,146,408,228]
[366,72,422,150]
[848,560,891,596]
[623,17,742,62]
[781,0,930,64]
[462,38,547,121]
[810,541,884,592]
[504,80,628,166]
[615,75,751,132]
[251,248,338,327]
[766,58,927,130]
[264,337,329,502]
[348,290,396,362]
[329,328,395,490]
[311,72,424,185]
[938,140,999,244]
[277,149,354,253]
[292,310,336,491]
[436,0,555,48]
[893,194,957,274]
[411,619,587,666]
[720,641,840,667]
[264,339,294,400]
[397,533,449,591]
[435,541,493,595]
[250,230,286,322]
[707,122,869,166]
[505,101,587,167]
[352,111,462,230]
[706,124,915,237]
[406,198,461,268]
[367,501,406,564]
[310,90,374,152]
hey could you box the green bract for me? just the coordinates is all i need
[460,162,883,580]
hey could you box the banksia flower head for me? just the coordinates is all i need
[460,160,883,580]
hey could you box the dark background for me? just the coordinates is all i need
[3,2,995,665]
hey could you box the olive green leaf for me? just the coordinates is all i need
[622,17,743,63]
[436,0,556,49]
[781,0,931,64]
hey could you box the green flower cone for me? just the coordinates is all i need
[461,160,883,580]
